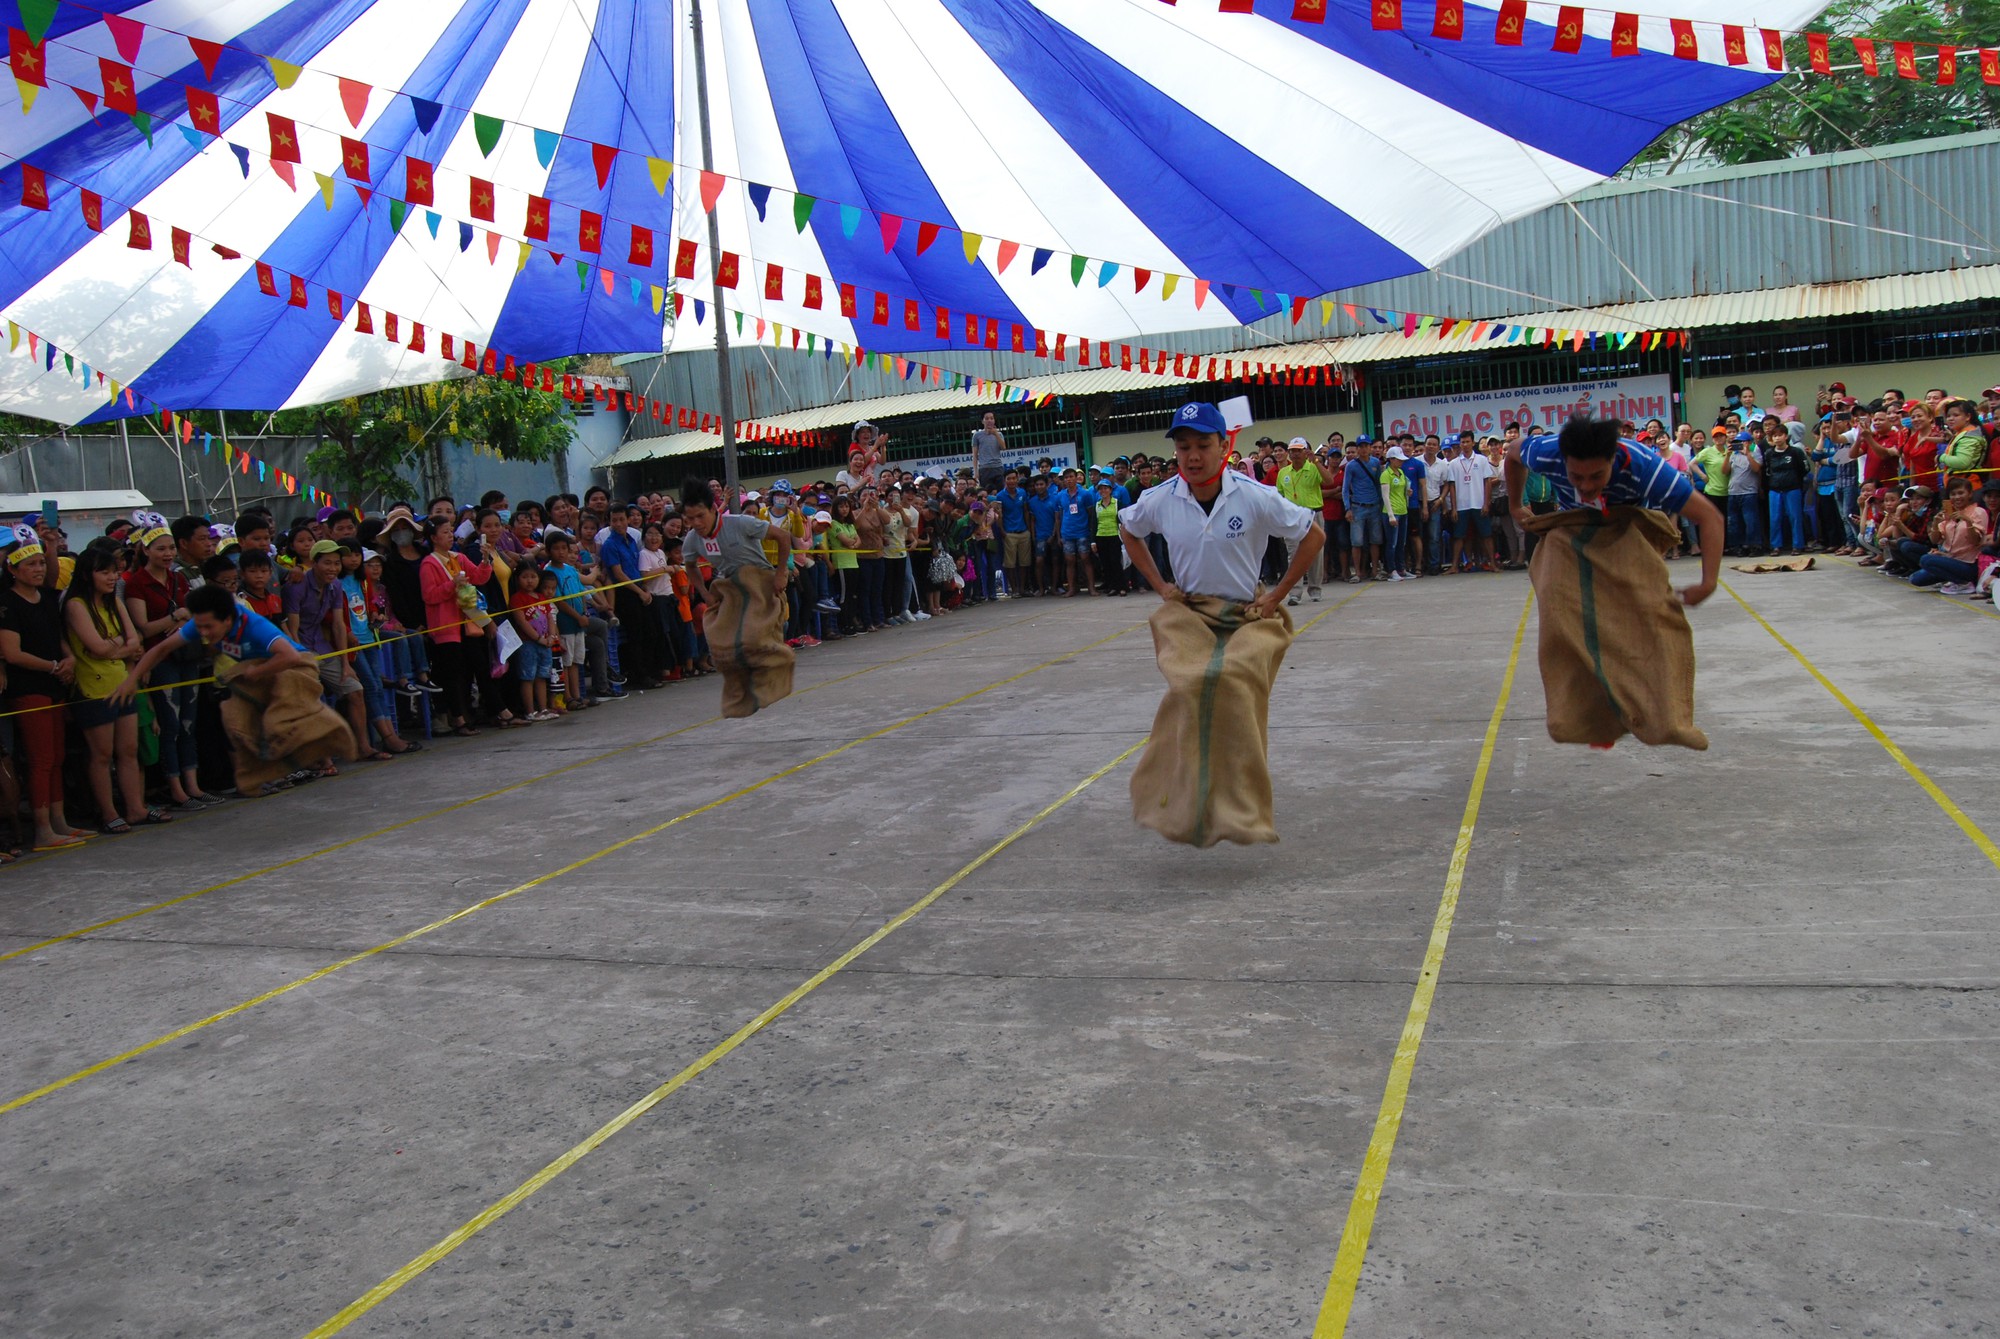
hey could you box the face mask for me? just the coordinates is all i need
[770,499,789,513]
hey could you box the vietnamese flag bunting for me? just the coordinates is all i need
[470,178,494,221]
[627,224,652,265]
[764,263,784,299]
[11,27,45,91]
[340,136,369,182]
[267,112,300,163]
[525,195,550,241]
[715,252,740,289]
[405,157,434,206]
[578,210,602,253]
[100,58,136,114]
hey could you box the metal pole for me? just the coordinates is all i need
[219,411,239,515]
[689,0,740,498]
[119,417,136,492]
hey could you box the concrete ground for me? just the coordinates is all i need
[2,559,1994,1339]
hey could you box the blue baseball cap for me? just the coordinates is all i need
[1165,402,1229,438]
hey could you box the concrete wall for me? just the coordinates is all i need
[1685,352,2000,425]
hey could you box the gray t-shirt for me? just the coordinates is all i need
[972,428,1004,472]
[1725,446,1762,496]
[686,513,773,579]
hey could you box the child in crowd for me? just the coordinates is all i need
[508,563,559,721]
[202,555,239,592]
[238,551,282,620]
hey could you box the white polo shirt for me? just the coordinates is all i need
[1118,469,1317,603]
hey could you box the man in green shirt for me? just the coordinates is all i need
[1276,437,1329,602]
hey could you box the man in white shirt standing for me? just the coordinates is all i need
[1118,402,1324,848]
[1444,434,1497,572]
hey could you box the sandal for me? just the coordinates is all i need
[311,762,339,779]
[360,750,396,762]
[32,834,89,853]
[99,818,133,836]
[135,808,174,826]
[452,725,481,737]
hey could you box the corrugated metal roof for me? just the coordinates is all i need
[604,264,2000,466]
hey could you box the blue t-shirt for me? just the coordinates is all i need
[598,528,642,583]
[996,486,1030,533]
[1027,492,1062,541]
[1342,458,1384,508]
[1401,458,1426,501]
[1057,486,1093,539]
[178,607,300,661]
[1523,436,1695,514]
[547,562,590,633]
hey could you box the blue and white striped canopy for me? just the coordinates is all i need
[0,0,1823,424]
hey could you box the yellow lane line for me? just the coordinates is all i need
[0,610,1041,964]
[296,587,1367,1335]
[1723,579,2000,870]
[0,617,1143,1118]
[300,739,1147,1338]
[1312,591,1532,1338]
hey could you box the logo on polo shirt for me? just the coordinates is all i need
[1227,515,1245,532]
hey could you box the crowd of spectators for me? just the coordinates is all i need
[1,381,1995,857]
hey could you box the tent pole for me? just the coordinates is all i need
[219,410,239,515]
[688,0,740,499]
[119,417,136,491]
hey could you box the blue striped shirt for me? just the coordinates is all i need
[1523,435,1695,514]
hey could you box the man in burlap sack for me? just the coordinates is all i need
[112,583,355,790]
[1119,402,1325,847]
[679,476,797,718]
[1503,415,1724,750]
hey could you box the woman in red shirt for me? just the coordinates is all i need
[418,515,490,735]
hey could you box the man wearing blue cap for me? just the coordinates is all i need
[1118,402,1324,847]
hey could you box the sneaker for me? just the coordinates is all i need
[1389,571,1407,581]
[1286,594,1301,607]
[609,672,627,686]
[1345,574,1360,584]
[815,598,841,613]
[1373,571,1389,582]
[415,680,443,695]
[914,610,932,621]
[798,635,821,647]
[1937,582,1978,596]
[1308,587,1322,601]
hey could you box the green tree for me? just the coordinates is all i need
[293,367,577,505]
[1640,0,2000,169]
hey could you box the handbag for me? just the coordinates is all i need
[929,546,956,585]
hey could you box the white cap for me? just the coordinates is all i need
[813,510,834,524]
[743,489,762,501]
[1289,436,1310,449]
[1386,445,1407,460]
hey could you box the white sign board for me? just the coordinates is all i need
[1379,375,1673,440]
[893,441,1078,479]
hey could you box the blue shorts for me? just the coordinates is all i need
[71,695,138,730]
[1457,508,1492,538]
[1346,505,1383,546]
[1061,536,1091,556]
[514,641,553,682]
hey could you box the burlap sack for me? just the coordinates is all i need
[218,662,358,790]
[1522,507,1708,750]
[708,569,796,719]
[1130,596,1294,847]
